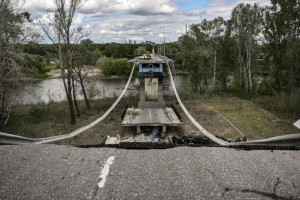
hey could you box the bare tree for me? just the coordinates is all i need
[0,0,29,127]
[231,3,263,96]
[39,0,89,124]
[73,64,90,109]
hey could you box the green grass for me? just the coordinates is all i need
[1,94,297,143]
[33,73,49,79]
[2,96,138,139]
[252,90,300,120]
[44,64,57,71]
[188,97,297,140]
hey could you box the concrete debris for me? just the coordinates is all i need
[134,134,153,142]
[234,136,247,142]
[172,133,212,145]
[122,137,135,143]
[122,134,155,143]
[105,135,121,145]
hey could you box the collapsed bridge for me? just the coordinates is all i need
[0,52,300,148]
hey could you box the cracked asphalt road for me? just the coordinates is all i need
[0,145,299,200]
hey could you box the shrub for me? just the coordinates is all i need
[96,56,109,69]
[101,58,131,76]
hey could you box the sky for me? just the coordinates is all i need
[21,0,270,43]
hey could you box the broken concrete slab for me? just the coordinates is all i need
[105,135,120,145]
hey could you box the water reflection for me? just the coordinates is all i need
[20,75,189,104]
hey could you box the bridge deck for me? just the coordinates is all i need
[121,107,181,126]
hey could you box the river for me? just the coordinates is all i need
[20,75,189,104]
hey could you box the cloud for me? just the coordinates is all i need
[23,0,55,12]
[79,0,178,16]
[22,0,271,43]
[200,0,270,19]
[84,13,196,43]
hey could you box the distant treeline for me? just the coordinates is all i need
[21,1,300,98]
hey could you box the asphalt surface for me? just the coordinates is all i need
[0,145,299,200]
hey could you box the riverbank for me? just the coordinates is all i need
[21,65,131,82]
[47,66,131,80]
[1,96,297,146]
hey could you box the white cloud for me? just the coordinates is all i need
[79,0,178,16]
[73,13,84,25]
[200,0,270,19]
[22,0,271,43]
[23,0,55,11]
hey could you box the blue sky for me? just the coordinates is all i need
[175,0,211,10]
[23,0,269,43]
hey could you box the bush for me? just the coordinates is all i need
[96,56,109,69]
[23,54,51,77]
[101,58,131,76]
[254,78,276,96]
[253,89,300,119]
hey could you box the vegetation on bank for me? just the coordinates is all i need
[1,95,296,145]
[23,54,57,79]
[2,97,137,139]
[1,0,299,130]
[101,58,132,76]
[181,97,297,140]
[179,83,300,121]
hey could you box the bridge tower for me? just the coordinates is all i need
[121,50,181,137]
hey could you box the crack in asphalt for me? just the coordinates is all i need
[61,152,70,159]
[61,147,73,160]
[273,177,281,194]
[239,189,291,200]
[203,168,295,200]
[90,149,119,200]
[292,181,298,189]
[89,185,99,200]
[223,187,291,200]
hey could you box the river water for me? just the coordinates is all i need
[20,75,189,104]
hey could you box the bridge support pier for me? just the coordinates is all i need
[161,126,166,137]
[136,126,142,135]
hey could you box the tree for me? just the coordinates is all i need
[231,3,263,96]
[135,46,147,55]
[179,24,212,92]
[0,0,29,127]
[263,0,300,92]
[212,19,237,92]
[208,17,225,88]
[39,0,88,124]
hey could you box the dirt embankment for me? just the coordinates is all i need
[2,96,297,146]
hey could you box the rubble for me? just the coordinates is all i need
[105,135,121,145]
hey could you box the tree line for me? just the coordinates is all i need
[177,0,300,97]
[1,0,299,127]
[0,0,162,127]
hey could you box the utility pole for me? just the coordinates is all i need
[185,24,187,34]
[164,28,166,56]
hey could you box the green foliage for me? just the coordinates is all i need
[23,54,51,78]
[134,46,146,55]
[263,0,300,91]
[104,43,135,58]
[23,42,46,56]
[254,78,277,96]
[101,58,131,76]
[253,89,300,120]
[29,102,54,121]
[96,56,110,69]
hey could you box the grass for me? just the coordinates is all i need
[181,96,297,140]
[44,64,57,71]
[1,94,297,145]
[252,90,300,121]
[2,96,138,140]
